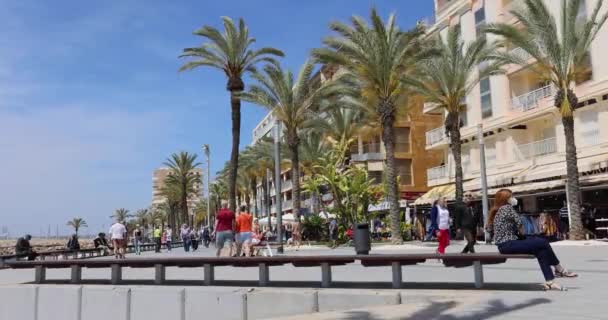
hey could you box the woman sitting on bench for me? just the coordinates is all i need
[488,188,578,291]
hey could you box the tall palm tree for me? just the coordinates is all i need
[111,208,130,222]
[241,60,341,219]
[484,0,608,239]
[402,27,504,202]
[299,131,330,215]
[164,152,202,226]
[160,184,181,229]
[179,17,284,213]
[312,9,427,243]
[239,147,263,216]
[66,217,87,235]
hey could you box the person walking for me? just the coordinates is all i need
[329,218,338,249]
[181,224,191,252]
[190,229,199,251]
[132,225,143,255]
[15,235,38,261]
[108,219,127,259]
[431,197,451,254]
[153,226,162,253]
[165,225,173,251]
[235,206,253,257]
[213,200,235,257]
[202,226,211,248]
[488,189,578,291]
[455,192,481,253]
[291,220,302,250]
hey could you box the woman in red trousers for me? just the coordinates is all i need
[431,197,451,254]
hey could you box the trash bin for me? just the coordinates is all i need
[354,223,371,255]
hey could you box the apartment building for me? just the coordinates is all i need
[151,167,204,210]
[350,95,444,201]
[418,0,608,218]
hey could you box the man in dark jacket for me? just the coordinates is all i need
[454,192,481,253]
[15,234,38,261]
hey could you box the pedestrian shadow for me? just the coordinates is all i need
[335,298,550,320]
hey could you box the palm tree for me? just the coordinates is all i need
[179,17,284,213]
[241,60,342,219]
[309,107,363,148]
[112,208,130,222]
[66,217,87,235]
[134,208,149,237]
[402,27,504,202]
[484,0,608,239]
[299,131,330,215]
[312,9,427,243]
[164,152,202,226]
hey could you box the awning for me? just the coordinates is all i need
[487,179,565,196]
[413,184,455,206]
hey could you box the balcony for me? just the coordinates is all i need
[514,137,558,160]
[426,126,447,147]
[511,85,555,112]
[581,129,601,147]
[423,102,441,114]
[351,143,384,162]
[281,180,293,191]
[394,142,411,153]
[427,165,448,181]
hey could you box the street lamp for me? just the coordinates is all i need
[203,144,211,227]
[274,120,284,254]
[478,124,490,243]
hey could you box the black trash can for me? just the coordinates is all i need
[354,223,371,255]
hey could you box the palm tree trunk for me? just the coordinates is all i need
[380,103,401,244]
[290,143,301,219]
[562,116,584,239]
[228,90,241,213]
[448,112,464,202]
[251,178,258,217]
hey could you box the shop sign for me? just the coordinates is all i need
[581,160,608,176]
[368,200,408,212]
[400,191,426,200]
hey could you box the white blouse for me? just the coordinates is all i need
[437,206,450,230]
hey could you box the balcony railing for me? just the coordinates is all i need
[281,180,293,191]
[581,129,601,147]
[351,143,384,162]
[515,137,558,160]
[427,165,448,181]
[511,85,555,112]
[426,126,446,146]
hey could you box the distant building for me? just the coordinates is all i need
[152,167,204,210]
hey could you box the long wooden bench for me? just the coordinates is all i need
[5,253,534,289]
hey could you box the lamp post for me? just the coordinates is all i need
[478,124,490,243]
[203,144,211,227]
[274,120,284,254]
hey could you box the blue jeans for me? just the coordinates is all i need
[134,238,141,255]
[183,238,191,252]
[497,237,560,281]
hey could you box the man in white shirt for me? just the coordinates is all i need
[109,220,127,259]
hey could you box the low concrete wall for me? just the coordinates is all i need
[0,285,409,320]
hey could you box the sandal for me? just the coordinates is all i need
[555,270,578,278]
[543,281,567,291]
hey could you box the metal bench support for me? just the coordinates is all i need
[70,265,82,284]
[35,265,46,283]
[154,264,165,285]
[111,264,122,285]
[204,264,214,285]
[259,263,270,286]
[473,261,484,289]
[321,263,332,288]
[391,262,402,289]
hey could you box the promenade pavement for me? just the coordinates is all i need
[1,240,607,319]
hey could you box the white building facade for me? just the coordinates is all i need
[420,0,608,225]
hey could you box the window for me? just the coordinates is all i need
[461,146,470,174]
[394,128,411,153]
[395,159,413,185]
[474,7,486,41]
[480,77,493,118]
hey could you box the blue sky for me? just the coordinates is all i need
[0,0,433,236]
